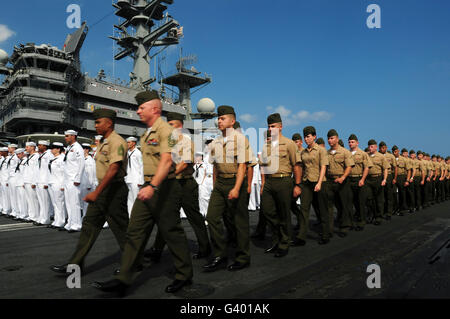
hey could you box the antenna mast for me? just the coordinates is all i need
[110,0,181,89]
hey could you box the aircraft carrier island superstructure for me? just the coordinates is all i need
[0,0,216,143]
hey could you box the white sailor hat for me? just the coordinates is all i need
[26,142,36,147]
[82,143,92,148]
[15,148,25,154]
[51,142,64,148]
[195,151,204,156]
[38,140,50,146]
[8,144,18,148]
[65,130,78,136]
[95,135,103,140]
[126,137,138,142]
[0,147,9,152]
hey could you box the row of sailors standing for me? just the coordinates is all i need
[1,133,261,230]
[0,132,99,232]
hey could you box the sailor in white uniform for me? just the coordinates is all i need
[23,142,40,222]
[7,144,19,218]
[198,141,215,218]
[63,130,85,232]
[0,147,11,216]
[0,147,7,214]
[80,143,97,218]
[93,135,103,158]
[13,149,27,221]
[35,141,54,225]
[48,142,67,229]
[248,156,262,211]
[124,136,144,216]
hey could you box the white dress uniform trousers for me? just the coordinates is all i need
[15,158,28,220]
[36,150,54,225]
[0,156,11,215]
[124,148,144,216]
[80,155,96,218]
[63,142,85,231]
[8,154,20,217]
[23,153,40,222]
[49,155,67,228]
[248,164,261,211]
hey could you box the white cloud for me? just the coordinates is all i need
[266,105,333,126]
[0,25,15,43]
[239,113,257,123]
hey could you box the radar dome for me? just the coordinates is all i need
[197,98,215,113]
[0,49,8,66]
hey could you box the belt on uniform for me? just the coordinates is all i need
[368,174,381,178]
[176,175,194,180]
[218,173,237,178]
[397,174,406,177]
[218,173,247,179]
[144,173,176,182]
[349,175,362,178]
[267,173,292,178]
[327,174,343,179]
[144,175,153,182]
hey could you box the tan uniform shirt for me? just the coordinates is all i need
[209,129,254,175]
[396,156,412,176]
[414,159,426,177]
[383,152,397,174]
[440,162,447,176]
[300,143,329,183]
[172,132,195,179]
[260,135,301,175]
[350,148,373,176]
[368,152,390,176]
[327,146,354,177]
[140,117,177,179]
[426,160,435,177]
[433,161,441,176]
[95,130,128,183]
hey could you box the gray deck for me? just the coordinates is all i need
[1,202,449,299]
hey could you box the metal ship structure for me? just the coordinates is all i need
[0,0,218,146]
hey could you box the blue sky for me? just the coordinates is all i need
[0,0,449,154]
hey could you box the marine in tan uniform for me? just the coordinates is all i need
[378,141,397,219]
[423,153,434,208]
[294,126,331,245]
[348,134,372,230]
[92,90,193,295]
[51,109,129,275]
[437,156,447,202]
[223,121,255,247]
[445,157,450,200]
[259,113,301,257]
[415,151,428,209]
[325,129,354,237]
[431,155,439,204]
[401,149,415,213]
[366,139,390,225]
[393,147,412,215]
[203,105,255,272]
[148,112,212,262]
[408,150,423,212]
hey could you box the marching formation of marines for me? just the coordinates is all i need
[1,90,449,297]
